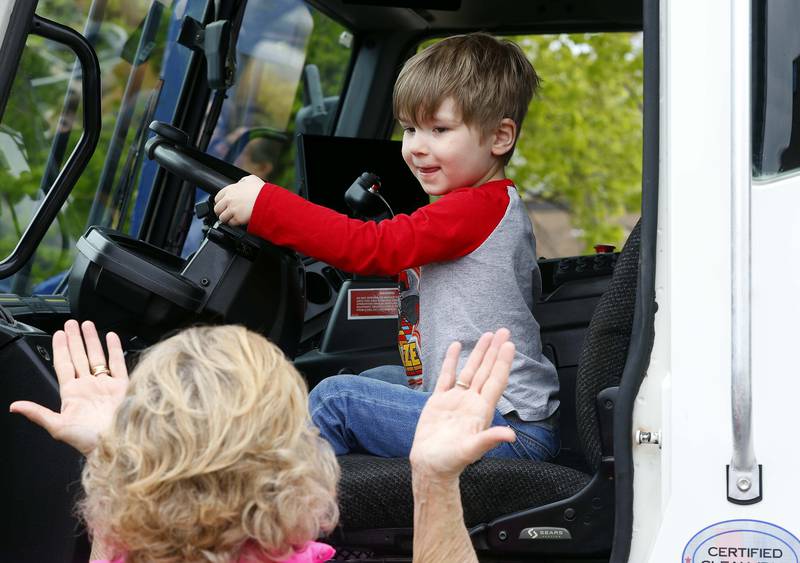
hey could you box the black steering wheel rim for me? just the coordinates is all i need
[145,121,251,196]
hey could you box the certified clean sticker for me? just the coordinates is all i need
[683,520,800,563]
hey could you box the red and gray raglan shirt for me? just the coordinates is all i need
[247,178,560,422]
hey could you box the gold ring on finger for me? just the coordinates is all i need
[90,364,110,376]
[455,380,470,389]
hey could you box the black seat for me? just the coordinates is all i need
[330,220,642,558]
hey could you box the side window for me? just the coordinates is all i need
[181,0,351,256]
[509,33,642,257]
[0,0,197,295]
[396,33,643,257]
[752,0,800,178]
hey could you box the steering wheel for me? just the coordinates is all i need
[69,121,305,357]
[144,121,251,195]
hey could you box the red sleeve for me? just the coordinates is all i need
[246,179,513,276]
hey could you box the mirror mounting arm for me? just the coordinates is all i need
[178,16,235,90]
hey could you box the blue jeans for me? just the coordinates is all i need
[308,365,559,461]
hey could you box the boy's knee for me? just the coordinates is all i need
[309,374,356,411]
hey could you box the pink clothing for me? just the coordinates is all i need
[91,540,335,563]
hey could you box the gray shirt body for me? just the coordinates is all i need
[418,186,560,421]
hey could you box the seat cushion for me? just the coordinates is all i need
[336,455,591,529]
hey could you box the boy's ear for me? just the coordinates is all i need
[491,118,517,158]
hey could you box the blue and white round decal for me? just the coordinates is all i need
[683,520,800,563]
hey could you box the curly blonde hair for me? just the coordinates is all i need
[81,326,339,562]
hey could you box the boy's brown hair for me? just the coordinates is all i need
[393,33,540,163]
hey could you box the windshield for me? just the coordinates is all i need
[181,0,352,257]
[0,0,204,295]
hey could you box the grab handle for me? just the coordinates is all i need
[727,0,761,505]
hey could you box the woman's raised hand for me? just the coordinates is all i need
[9,319,128,455]
[410,329,516,480]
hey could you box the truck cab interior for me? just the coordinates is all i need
[0,0,657,561]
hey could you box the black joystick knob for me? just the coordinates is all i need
[344,172,387,217]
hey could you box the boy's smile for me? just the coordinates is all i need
[400,98,507,196]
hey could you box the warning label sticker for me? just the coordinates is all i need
[683,520,800,563]
[347,288,399,320]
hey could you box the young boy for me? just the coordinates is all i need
[213,33,560,461]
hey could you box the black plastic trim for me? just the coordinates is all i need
[609,1,660,561]
[334,30,418,139]
[0,15,101,280]
[137,1,217,248]
[320,0,641,37]
[597,387,619,457]
[483,459,615,556]
[751,0,767,171]
[76,227,205,310]
[0,1,37,122]
[725,464,763,505]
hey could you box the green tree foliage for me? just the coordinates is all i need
[509,33,643,250]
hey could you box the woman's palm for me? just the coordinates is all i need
[10,320,128,455]
[410,331,517,480]
[49,373,128,454]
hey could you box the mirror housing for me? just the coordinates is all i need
[178,16,236,90]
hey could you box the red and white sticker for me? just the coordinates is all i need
[347,288,399,320]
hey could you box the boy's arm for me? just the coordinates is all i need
[246,181,511,276]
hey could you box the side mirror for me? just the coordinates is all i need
[295,64,338,135]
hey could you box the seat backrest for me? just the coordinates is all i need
[575,220,641,472]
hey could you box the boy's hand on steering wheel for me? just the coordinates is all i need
[214,174,265,226]
[10,320,128,456]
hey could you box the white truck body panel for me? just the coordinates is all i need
[630,0,800,560]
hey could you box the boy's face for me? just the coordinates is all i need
[400,98,505,196]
